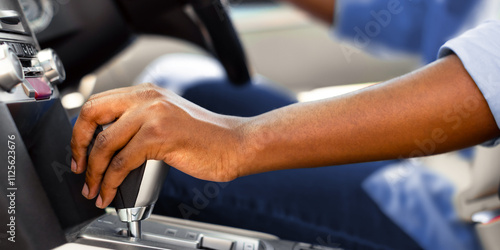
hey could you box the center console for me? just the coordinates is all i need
[0,1,342,249]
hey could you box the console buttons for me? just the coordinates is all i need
[244,242,255,250]
[294,243,312,250]
[28,45,36,56]
[20,44,35,57]
[186,232,197,240]
[201,236,234,250]
[3,42,37,58]
[165,228,177,236]
[26,77,51,100]
[21,44,28,55]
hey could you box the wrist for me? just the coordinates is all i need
[210,114,254,181]
[220,115,260,180]
[233,115,276,178]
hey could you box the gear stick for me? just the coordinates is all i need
[88,124,170,238]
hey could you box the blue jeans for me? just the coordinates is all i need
[152,79,421,250]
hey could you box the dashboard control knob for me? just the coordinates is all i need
[37,48,66,84]
[0,43,24,92]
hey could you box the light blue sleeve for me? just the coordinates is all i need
[333,0,481,63]
[438,20,500,146]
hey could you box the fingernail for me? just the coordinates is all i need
[96,195,103,208]
[71,158,77,172]
[82,183,89,198]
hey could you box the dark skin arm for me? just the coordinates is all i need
[71,54,500,208]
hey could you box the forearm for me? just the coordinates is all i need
[280,0,335,24]
[236,54,500,177]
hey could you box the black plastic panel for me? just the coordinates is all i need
[7,99,104,229]
[0,103,66,249]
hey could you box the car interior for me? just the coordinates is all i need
[1,0,500,249]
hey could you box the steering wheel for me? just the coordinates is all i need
[114,0,251,85]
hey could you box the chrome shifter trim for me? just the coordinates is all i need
[117,205,155,239]
[135,160,169,207]
[116,205,155,222]
[127,221,141,238]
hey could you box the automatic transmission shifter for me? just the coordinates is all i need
[88,125,170,239]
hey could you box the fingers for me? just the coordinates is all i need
[71,82,166,208]
[82,112,144,199]
[71,93,132,174]
[94,129,151,208]
[86,85,138,102]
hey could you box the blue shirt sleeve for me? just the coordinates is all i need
[438,20,500,146]
[333,0,481,63]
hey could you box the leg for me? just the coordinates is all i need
[155,161,420,250]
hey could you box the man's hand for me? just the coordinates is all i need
[71,83,246,208]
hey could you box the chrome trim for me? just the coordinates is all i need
[472,209,500,224]
[135,160,170,207]
[37,48,66,83]
[127,221,142,238]
[142,232,201,248]
[21,78,35,97]
[116,205,154,222]
[0,10,20,23]
[0,43,23,92]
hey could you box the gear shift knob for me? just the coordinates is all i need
[88,124,170,238]
[114,160,169,238]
